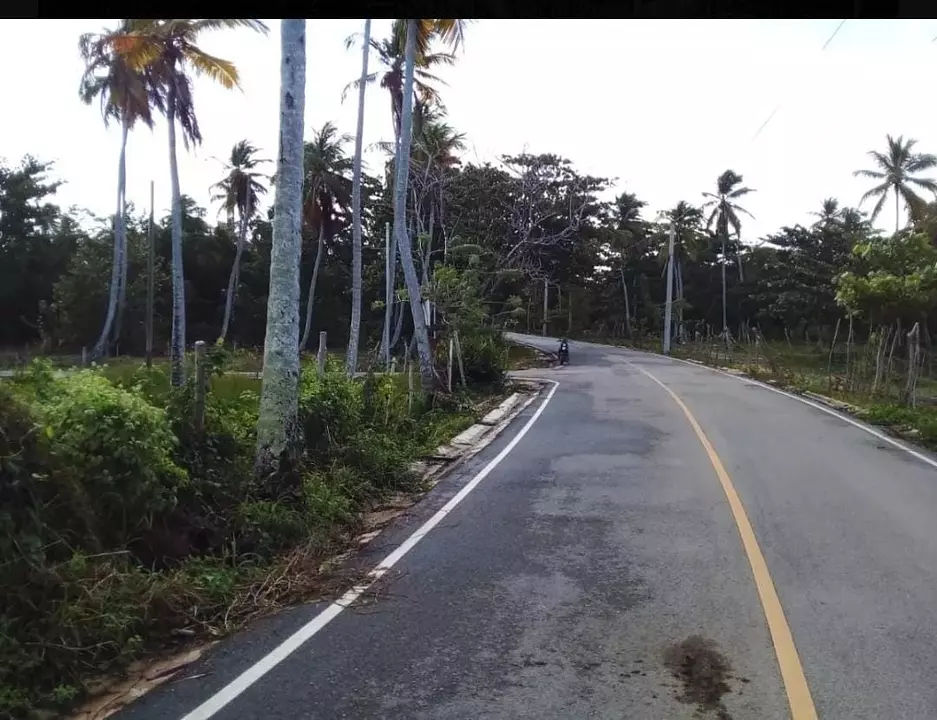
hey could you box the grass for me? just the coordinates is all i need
[506,342,553,370]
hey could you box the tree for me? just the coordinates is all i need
[343,19,459,142]
[300,122,354,350]
[702,169,755,336]
[211,139,269,344]
[854,134,937,234]
[609,192,647,339]
[256,19,306,476]
[392,19,468,391]
[78,21,160,359]
[811,197,844,230]
[659,201,706,341]
[111,18,268,385]
[346,19,371,377]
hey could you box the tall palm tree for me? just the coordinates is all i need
[110,18,268,386]
[702,169,755,336]
[854,134,937,234]
[346,20,463,365]
[394,19,468,392]
[346,18,371,378]
[256,19,306,476]
[659,201,706,341]
[300,122,354,351]
[78,21,161,360]
[609,192,646,339]
[811,197,843,229]
[343,19,458,143]
[211,139,269,344]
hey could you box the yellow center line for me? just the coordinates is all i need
[628,361,818,720]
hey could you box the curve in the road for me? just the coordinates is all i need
[628,360,818,720]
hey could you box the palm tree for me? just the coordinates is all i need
[659,201,706,342]
[211,140,269,344]
[256,19,306,476]
[110,18,268,386]
[300,122,354,351]
[392,19,469,392]
[702,169,755,336]
[346,19,371,378]
[609,192,646,339]
[346,20,464,365]
[78,21,161,360]
[854,134,937,234]
[343,19,459,143]
[811,197,843,229]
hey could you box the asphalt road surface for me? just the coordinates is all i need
[119,335,937,720]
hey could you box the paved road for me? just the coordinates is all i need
[119,335,937,719]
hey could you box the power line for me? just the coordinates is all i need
[749,19,847,143]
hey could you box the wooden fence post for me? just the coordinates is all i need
[194,341,206,432]
[317,331,327,378]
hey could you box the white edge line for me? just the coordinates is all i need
[180,379,560,720]
[644,350,937,472]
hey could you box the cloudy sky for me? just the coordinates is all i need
[2,19,937,240]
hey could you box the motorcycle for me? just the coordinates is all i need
[557,339,570,366]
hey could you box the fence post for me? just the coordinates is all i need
[81,346,88,367]
[317,331,327,378]
[194,341,206,432]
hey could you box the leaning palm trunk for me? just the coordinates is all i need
[300,219,326,350]
[256,19,306,476]
[167,88,187,386]
[219,192,252,344]
[93,117,130,360]
[394,20,435,391]
[346,18,371,377]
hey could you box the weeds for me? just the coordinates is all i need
[0,342,509,718]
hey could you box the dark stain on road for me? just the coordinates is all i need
[664,635,733,719]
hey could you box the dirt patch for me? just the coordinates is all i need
[663,635,733,719]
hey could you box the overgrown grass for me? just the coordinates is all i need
[0,341,509,718]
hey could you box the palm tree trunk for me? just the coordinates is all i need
[111,121,130,353]
[111,180,128,352]
[896,187,900,235]
[380,227,398,363]
[92,117,129,360]
[300,219,326,350]
[219,192,251,344]
[620,262,632,339]
[721,231,728,337]
[167,87,187,387]
[395,20,435,391]
[256,19,306,476]
[346,18,371,377]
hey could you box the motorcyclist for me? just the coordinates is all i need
[558,338,570,365]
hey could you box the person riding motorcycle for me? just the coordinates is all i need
[558,338,570,365]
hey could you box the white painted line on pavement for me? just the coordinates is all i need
[179,380,560,720]
[656,353,937,472]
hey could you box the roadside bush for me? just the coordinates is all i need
[40,372,187,550]
[299,362,364,458]
[457,329,508,387]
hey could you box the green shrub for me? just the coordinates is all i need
[40,371,187,548]
[299,365,364,457]
[457,329,508,387]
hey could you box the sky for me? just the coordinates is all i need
[2,19,937,242]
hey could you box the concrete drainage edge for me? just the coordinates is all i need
[355,380,548,548]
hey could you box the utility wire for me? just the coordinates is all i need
[749,19,847,143]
